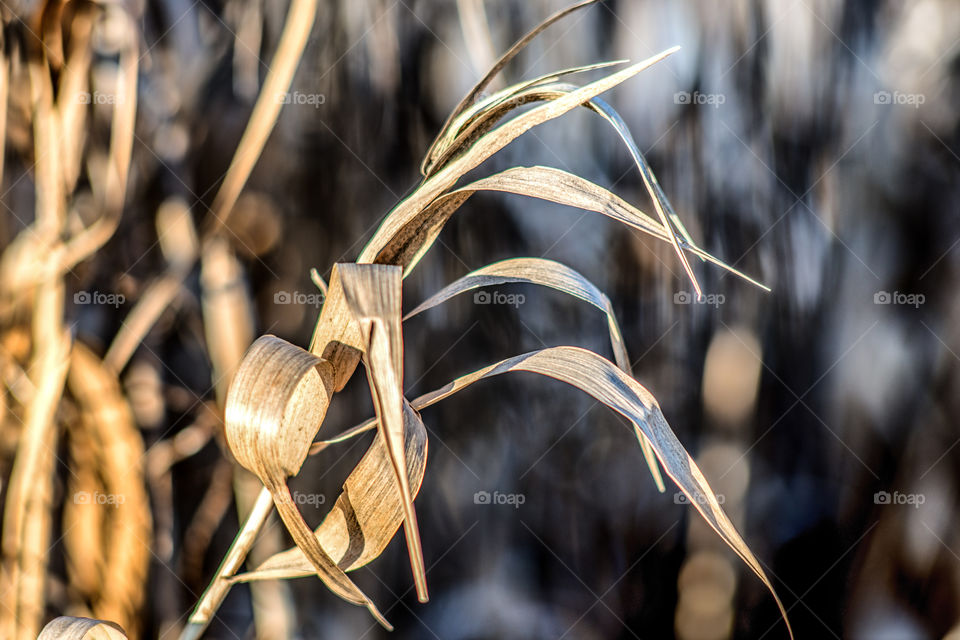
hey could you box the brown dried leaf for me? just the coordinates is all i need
[336,264,428,601]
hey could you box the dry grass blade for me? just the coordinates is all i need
[403,256,665,490]
[423,0,600,175]
[231,399,428,582]
[337,264,428,601]
[366,164,766,289]
[222,335,390,628]
[181,489,274,640]
[424,60,625,175]
[364,346,794,637]
[37,617,127,640]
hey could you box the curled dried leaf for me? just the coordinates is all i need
[37,617,127,640]
[223,335,389,628]
[232,399,428,583]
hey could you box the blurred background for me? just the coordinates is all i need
[2,0,960,638]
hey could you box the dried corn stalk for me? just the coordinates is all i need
[181,2,794,639]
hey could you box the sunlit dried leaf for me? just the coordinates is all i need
[337,264,428,601]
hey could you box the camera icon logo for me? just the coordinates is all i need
[473,490,491,504]
[74,291,91,304]
[674,91,692,105]
[674,291,692,304]
[873,291,891,304]
[873,91,891,105]
[874,491,891,504]
[74,491,91,504]
[473,291,491,305]
[274,291,292,304]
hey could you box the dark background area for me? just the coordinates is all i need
[7,1,960,638]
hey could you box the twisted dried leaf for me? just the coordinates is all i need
[337,264,428,601]
[223,335,389,628]
[232,399,428,582]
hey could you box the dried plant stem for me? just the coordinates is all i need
[180,487,273,640]
[104,267,188,371]
[206,0,318,233]
[0,55,69,640]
